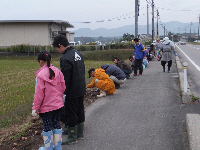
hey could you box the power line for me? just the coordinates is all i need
[70,5,147,24]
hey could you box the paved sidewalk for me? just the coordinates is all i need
[63,57,200,150]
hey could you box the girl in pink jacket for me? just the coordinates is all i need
[32,51,65,150]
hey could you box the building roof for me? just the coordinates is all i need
[59,31,75,34]
[0,20,74,28]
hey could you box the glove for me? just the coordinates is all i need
[63,94,66,103]
[32,110,37,116]
[95,79,99,84]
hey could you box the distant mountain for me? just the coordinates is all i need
[73,21,199,37]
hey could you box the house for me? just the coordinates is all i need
[0,20,74,47]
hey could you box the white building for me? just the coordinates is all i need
[0,20,74,46]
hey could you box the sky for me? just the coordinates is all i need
[0,0,199,32]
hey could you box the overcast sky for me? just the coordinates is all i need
[0,0,199,32]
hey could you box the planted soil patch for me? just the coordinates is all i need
[0,89,99,150]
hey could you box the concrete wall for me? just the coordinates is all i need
[0,22,49,46]
[51,23,66,32]
[66,33,74,42]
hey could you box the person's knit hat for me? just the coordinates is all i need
[88,68,95,78]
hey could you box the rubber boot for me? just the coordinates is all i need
[39,130,53,150]
[62,124,68,135]
[62,126,78,145]
[53,128,62,150]
[126,74,130,79]
[97,89,107,97]
[77,122,84,140]
[114,82,120,89]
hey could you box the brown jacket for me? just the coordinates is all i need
[116,60,132,71]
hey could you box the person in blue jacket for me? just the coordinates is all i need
[133,38,145,76]
[101,64,126,89]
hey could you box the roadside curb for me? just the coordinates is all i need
[186,114,200,150]
[175,46,199,150]
[175,55,192,103]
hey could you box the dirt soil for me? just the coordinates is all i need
[0,89,99,150]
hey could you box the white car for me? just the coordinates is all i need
[180,41,186,45]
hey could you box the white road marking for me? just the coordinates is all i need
[176,44,200,72]
[171,76,179,78]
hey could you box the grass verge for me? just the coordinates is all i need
[0,49,133,128]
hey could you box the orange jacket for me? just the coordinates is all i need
[87,68,115,94]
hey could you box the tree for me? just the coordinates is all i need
[120,33,135,42]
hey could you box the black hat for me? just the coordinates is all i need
[88,68,95,78]
[112,57,118,61]
[134,38,140,42]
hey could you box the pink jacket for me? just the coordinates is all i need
[32,65,65,113]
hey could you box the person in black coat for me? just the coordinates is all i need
[53,34,86,144]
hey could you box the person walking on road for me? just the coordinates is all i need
[112,57,132,79]
[32,51,65,150]
[158,37,174,73]
[133,38,145,76]
[53,34,86,145]
[101,64,126,89]
[87,68,115,97]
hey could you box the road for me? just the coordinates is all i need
[175,43,200,98]
[63,58,193,150]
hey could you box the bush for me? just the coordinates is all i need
[108,42,135,49]
[81,49,134,61]
[79,46,86,51]
[0,44,57,53]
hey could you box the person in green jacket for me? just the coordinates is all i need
[112,57,132,79]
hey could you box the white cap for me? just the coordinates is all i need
[163,37,170,45]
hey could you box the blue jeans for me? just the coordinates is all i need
[124,69,132,75]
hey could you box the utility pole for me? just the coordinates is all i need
[152,0,154,42]
[135,0,138,38]
[147,4,149,38]
[185,27,187,41]
[164,26,165,37]
[157,9,159,39]
[190,22,192,38]
[198,14,200,40]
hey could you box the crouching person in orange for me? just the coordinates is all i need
[87,68,115,97]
